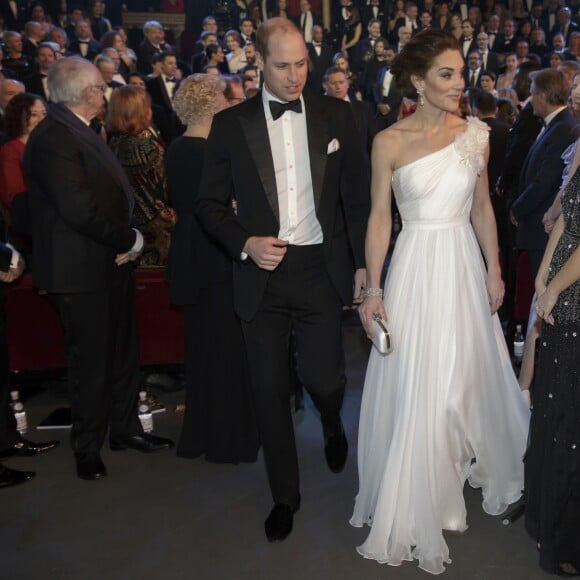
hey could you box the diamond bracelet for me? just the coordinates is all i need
[362,287,383,299]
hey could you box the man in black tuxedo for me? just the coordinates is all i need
[191,31,218,72]
[552,7,579,46]
[391,0,419,43]
[0,242,59,488]
[293,0,321,44]
[361,0,387,30]
[323,65,374,174]
[476,31,500,76]
[146,51,183,142]
[495,18,517,54]
[22,21,44,59]
[239,17,257,46]
[24,43,56,102]
[136,20,170,75]
[459,19,477,60]
[374,62,402,131]
[192,16,219,56]
[306,24,333,94]
[0,0,26,32]
[24,57,174,481]
[511,68,580,278]
[68,20,101,61]
[196,18,369,542]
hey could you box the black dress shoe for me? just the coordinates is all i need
[75,453,107,481]
[0,438,60,459]
[0,463,35,488]
[265,497,300,542]
[324,421,348,473]
[109,433,174,453]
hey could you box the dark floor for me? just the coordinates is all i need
[1,316,550,580]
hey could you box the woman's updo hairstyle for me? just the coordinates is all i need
[391,29,460,99]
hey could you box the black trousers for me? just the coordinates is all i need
[51,265,142,456]
[241,245,345,507]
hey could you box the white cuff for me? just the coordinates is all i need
[241,251,248,261]
[6,244,21,269]
[130,229,144,254]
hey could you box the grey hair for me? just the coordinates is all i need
[143,20,163,34]
[48,56,99,105]
[3,31,21,43]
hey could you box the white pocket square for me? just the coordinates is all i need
[327,138,340,154]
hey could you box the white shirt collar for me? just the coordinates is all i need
[543,106,567,126]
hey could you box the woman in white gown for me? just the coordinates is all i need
[351,30,530,575]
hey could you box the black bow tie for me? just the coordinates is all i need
[269,99,302,120]
[78,40,89,44]
[166,77,177,83]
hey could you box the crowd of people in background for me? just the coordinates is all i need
[0,0,579,575]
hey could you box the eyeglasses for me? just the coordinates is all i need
[90,83,108,92]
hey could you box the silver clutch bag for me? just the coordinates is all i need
[371,313,393,355]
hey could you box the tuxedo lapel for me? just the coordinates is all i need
[304,95,328,210]
[239,95,279,223]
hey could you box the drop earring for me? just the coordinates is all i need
[416,86,425,106]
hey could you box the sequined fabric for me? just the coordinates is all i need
[548,165,580,323]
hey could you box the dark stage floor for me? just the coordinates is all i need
[1,315,550,580]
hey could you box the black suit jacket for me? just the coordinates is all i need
[195,92,370,321]
[24,71,49,101]
[0,0,26,32]
[374,66,403,129]
[459,36,477,60]
[146,76,183,143]
[464,67,483,88]
[136,39,169,75]
[494,34,516,54]
[512,108,580,250]
[24,108,137,293]
[479,51,500,76]
[350,98,374,175]
[482,116,510,214]
[68,39,101,62]
[306,42,334,95]
[361,4,387,29]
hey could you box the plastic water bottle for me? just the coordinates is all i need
[513,324,525,363]
[138,391,153,433]
[10,390,28,434]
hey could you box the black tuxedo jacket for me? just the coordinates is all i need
[136,39,169,75]
[374,66,403,127]
[459,36,477,59]
[464,67,483,88]
[0,0,26,32]
[24,108,137,293]
[195,92,370,321]
[306,42,334,94]
[512,108,580,250]
[146,76,183,142]
[24,71,49,101]
[494,34,516,54]
[361,4,387,29]
[479,51,500,76]
[482,116,509,213]
[350,98,374,175]
[68,39,101,62]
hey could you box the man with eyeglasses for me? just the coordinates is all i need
[24,57,174,482]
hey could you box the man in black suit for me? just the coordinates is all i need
[192,16,219,56]
[355,18,383,75]
[306,24,333,94]
[323,65,374,174]
[495,18,517,54]
[391,0,419,43]
[476,31,500,76]
[472,90,512,314]
[191,31,218,72]
[552,7,579,46]
[135,20,170,76]
[293,0,321,44]
[24,57,174,481]
[511,68,580,278]
[459,19,477,60]
[68,20,101,61]
[0,0,26,33]
[24,43,56,102]
[2,31,33,81]
[196,18,369,542]
[361,0,387,30]
[374,62,402,131]
[0,242,59,488]
[22,21,44,59]
[464,51,483,88]
[239,17,256,46]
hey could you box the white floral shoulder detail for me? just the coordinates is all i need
[453,116,489,175]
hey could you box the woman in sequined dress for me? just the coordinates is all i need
[525,140,580,577]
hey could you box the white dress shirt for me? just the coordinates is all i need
[162,74,176,107]
[262,86,323,245]
[300,11,313,43]
[382,69,393,96]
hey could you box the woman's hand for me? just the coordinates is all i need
[358,295,387,339]
[535,287,558,326]
[486,269,505,314]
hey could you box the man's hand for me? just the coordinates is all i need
[377,103,390,116]
[0,255,25,283]
[352,268,366,304]
[509,210,518,227]
[243,236,288,271]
